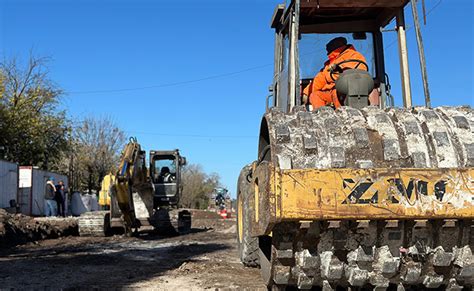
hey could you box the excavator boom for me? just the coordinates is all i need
[112,138,151,230]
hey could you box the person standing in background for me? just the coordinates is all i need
[44,177,57,217]
[55,180,65,217]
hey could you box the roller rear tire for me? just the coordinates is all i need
[237,164,259,268]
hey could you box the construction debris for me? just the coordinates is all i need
[0,209,78,247]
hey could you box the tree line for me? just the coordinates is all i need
[0,55,218,209]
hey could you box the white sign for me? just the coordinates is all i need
[19,168,32,188]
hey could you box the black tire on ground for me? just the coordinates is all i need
[237,164,260,268]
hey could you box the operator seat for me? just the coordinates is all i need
[335,69,374,109]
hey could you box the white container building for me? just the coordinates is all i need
[19,166,68,216]
[0,160,19,209]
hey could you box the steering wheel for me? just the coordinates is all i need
[329,59,369,81]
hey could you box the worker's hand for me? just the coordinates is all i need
[327,63,341,72]
[302,94,308,104]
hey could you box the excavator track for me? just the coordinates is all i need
[77,211,110,237]
[250,105,474,289]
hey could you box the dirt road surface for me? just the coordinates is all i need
[0,217,265,290]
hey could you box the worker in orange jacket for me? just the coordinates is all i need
[303,37,367,109]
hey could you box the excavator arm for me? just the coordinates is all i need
[112,137,150,231]
[78,138,154,236]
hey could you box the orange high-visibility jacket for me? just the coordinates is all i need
[303,45,367,99]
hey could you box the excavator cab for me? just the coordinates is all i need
[238,1,474,290]
[150,149,186,207]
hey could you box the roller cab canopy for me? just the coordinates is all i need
[271,0,410,32]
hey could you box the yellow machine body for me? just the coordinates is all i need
[252,163,474,236]
[98,174,115,208]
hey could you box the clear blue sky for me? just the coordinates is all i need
[1,0,473,197]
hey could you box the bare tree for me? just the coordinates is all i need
[69,116,126,192]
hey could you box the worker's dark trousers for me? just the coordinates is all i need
[56,199,65,217]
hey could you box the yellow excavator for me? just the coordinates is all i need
[237,1,473,290]
[78,138,191,236]
[98,174,114,210]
